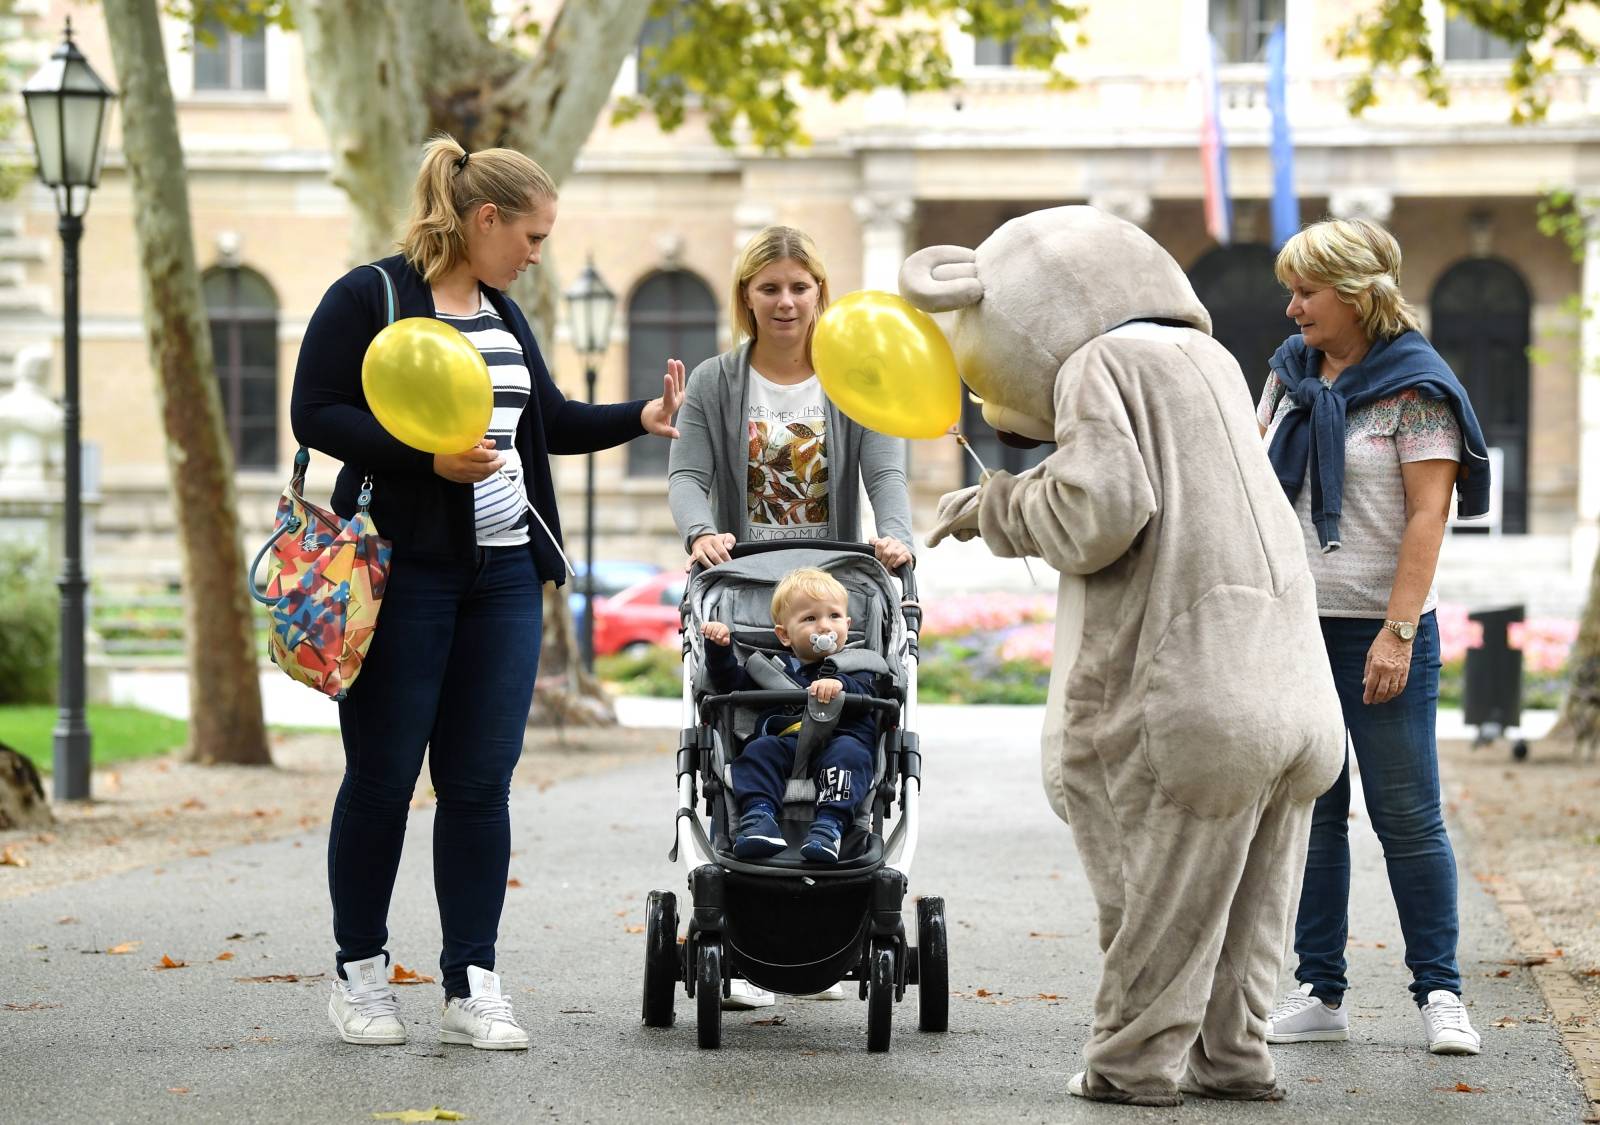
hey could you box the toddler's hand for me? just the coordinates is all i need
[701,622,731,646]
[809,677,843,703]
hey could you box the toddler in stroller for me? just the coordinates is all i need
[640,541,950,1052]
[700,566,876,863]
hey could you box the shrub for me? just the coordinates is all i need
[0,542,57,704]
[597,644,683,698]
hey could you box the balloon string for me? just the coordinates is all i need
[953,429,1038,588]
[498,469,577,578]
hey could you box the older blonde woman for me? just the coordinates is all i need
[1257,217,1491,1056]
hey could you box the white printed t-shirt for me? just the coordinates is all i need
[1258,372,1462,618]
[745,367,829,542]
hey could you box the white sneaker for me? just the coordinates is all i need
[795,982,848,1001]
[439,965,529,1051]
[1266,983,1349,1043]
[328,955,406,1045]
[1420,990,1481,1055]
[721,979,776,1010]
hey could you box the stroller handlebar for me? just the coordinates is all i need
[697,689,900,725]
[685,538,920,620]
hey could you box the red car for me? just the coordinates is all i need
[592,569,688,656]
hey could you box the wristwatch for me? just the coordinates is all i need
[1383,618,1417,643]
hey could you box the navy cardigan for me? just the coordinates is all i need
[289,254,646,583]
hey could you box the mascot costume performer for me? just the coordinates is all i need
[904,206,1343,1105]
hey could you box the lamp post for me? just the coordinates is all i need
[22,19,116,801]
[563,257,617,673]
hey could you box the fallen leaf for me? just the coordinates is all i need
[216,951,235,961]
[3,1001,61,1011]
[154,954,188,970]
[55,917,77,925]
[506,878,523,889]
[1302,1077,1323,1084]
[1499,956,1550,967]
[168,1088,190,1095]
[1580,968,1600,978]
[1,845,29,867]
[1027,931,1063,939]
[750,1015,787,1026]
[614,909,629,917]
[389,963,435,986]
[180,797,206,810]
[1493,1017,1518,1028]
[235,973,325,984]
[1493,969,1513,978]
[1374,942,1387,949]
[624,924,645,934]
[188,848,210,858]
[204,1044,234,1051]
[975,988,994,997]
[371,1109,465,1122]
[1433,1083,1485,1094]
[559,1008,595,1014]
[106,941,141,955]
[1035,993,1059,1000]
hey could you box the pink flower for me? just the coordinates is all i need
[920,593,1055,638]
[998,623,1055,665]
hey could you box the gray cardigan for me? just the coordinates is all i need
[666,342,914,553]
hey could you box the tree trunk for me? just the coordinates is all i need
[1555,553,1600,745]
[101,0,271,766]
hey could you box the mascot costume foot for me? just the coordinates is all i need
[905,207,1343,1104]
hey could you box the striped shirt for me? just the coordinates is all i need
[437,293,531,546]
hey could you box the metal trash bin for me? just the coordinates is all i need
[1463,604,1528,760]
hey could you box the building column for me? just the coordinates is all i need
[852,192,915,293]
[1573,200,1600,575]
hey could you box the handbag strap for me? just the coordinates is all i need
[368,263,397,326]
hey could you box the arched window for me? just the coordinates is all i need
[202,266,278,470]
[626,269,718,477]
[1188,243,1289,391]
[1431,258,1531,534]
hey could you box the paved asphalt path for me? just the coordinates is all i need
[2,706,1588,1123]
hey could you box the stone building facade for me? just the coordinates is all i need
[5,0,1600,611]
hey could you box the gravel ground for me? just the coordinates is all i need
[1439,736,1600,1014]
[0,724,678,902]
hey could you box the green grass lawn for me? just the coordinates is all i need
[0,705,188,774]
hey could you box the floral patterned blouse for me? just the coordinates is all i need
[1258,371,1462,618]
[745,368,830,542]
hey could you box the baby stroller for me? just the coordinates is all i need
[640,541,948,1052]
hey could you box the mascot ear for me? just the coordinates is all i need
[899,245,983,313]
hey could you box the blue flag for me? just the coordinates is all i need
[1267,23,1298,247]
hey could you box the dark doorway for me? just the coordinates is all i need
[1430,257,1531,534]
[626,269,718,477]
[1188,243,1290,394]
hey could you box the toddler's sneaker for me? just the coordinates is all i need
[732,804,786,859]
[439,965,528,1050]
[721,980,776,1010]
[799,817,843,863]
[1420,990,1481,1055]
[328,954,406,1045]
[796,982,847,1001]
[1266,983,1349,1043]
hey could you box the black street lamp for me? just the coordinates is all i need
[563,256,617,673]
[22,19,116,801]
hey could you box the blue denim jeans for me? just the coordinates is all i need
[1293,611,1461,1008]
[328,546,541,999]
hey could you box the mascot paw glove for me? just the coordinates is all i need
[926,479,988,547]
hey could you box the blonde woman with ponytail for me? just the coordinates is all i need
[291,135,683,1052]
[1255,217,1491,1057]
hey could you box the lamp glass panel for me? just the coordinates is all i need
[23,95,64,184]
[62,96,108,185]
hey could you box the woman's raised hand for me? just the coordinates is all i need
[871,536,913,569]
[433,439,504,483]
[690,531,736,569]
[641,358,687,438]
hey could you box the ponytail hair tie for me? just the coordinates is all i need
[453,151,470,173]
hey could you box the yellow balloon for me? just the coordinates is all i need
[361,318,494,454]
[812,290,961,441]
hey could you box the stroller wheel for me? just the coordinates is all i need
[696,940,723,1049]
[642,890,677,1028]
[916,896,949,1033]
[866,938,895,1052]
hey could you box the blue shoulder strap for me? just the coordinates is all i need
[367,263,396,325]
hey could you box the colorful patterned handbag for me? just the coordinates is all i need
[247,449,393,700]
[245,262,396,700]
